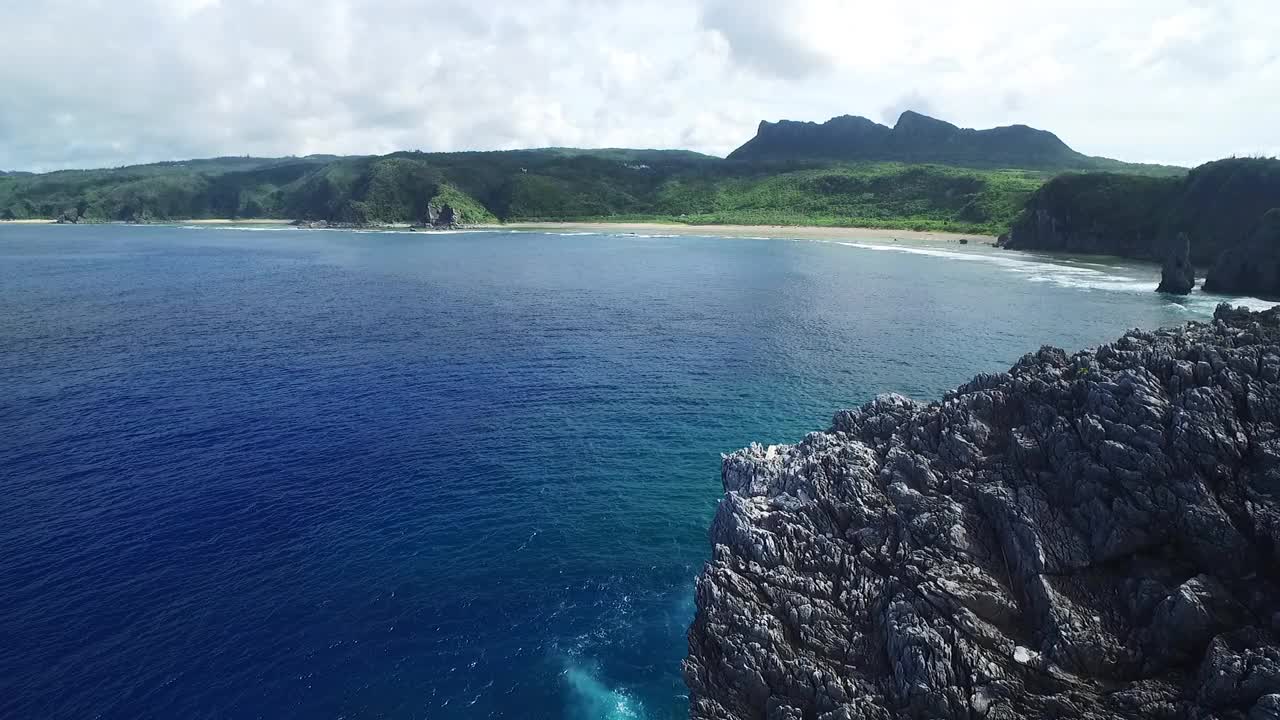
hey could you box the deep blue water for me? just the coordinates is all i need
[0,224,1254,719]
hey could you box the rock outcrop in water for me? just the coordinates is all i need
[1157,233,1195,294]
[686,304,1280,720]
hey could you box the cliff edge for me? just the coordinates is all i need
[1000,158,1280,285]
[686,305,1280,719]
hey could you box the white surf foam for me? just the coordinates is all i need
[178,224,291,232]
[834,241,1154,293]
[563,665,646,720]
[832,240,1280,315]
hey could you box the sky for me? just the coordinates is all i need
[1,0,1277,172]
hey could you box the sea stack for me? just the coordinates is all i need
[686,304,1280,720]
[1156,232,1195,294]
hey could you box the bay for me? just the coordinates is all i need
[0,224,1259,719]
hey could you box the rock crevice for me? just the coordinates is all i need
[686,305,1280,720]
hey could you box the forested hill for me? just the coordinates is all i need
[0,112,1183,233]
[0,148,1060,234]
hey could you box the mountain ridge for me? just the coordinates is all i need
[729,110,1182,174]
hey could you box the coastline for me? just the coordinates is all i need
[0,218,297,225]
[179,219,295,225]
[501,221,994,243]
[3,217,995,245]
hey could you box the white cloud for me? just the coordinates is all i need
[0,0,1276,170]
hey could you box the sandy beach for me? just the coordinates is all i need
[501,221,994,244]
[2,218,997,245]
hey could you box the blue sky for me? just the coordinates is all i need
[2,0,1276,171]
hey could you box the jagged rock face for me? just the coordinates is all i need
[1204,209,1280,298]
[425,202,457,227]
[685,304,1280,720]
[435,203,456,227]
[1157,233,1195,294]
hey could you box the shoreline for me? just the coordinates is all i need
[0,218,297,226]
[500,221,994,244]
[2,217,996,244]
[178,219,295,225]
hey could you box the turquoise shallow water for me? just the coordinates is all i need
[0,224,1264,718]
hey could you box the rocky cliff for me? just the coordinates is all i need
[1001,172,1181,260]
[686,304,1280,720]
[1204,210,1280,298]
[1002,158,1280,277]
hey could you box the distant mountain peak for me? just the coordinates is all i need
[894,110,955,129]
[729,111,1097,170]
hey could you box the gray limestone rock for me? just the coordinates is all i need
[425,202,458,228]
[686,303,1280,719]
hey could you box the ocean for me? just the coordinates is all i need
[0,224,1263,719]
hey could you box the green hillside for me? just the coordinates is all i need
[1,111,1190,233]
[638,163,1045,232]
[0,150,1048,235]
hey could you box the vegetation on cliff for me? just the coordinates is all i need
[1203,208,1280,295]
[1003,157,1280,272]
[1002,172,1183,258]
